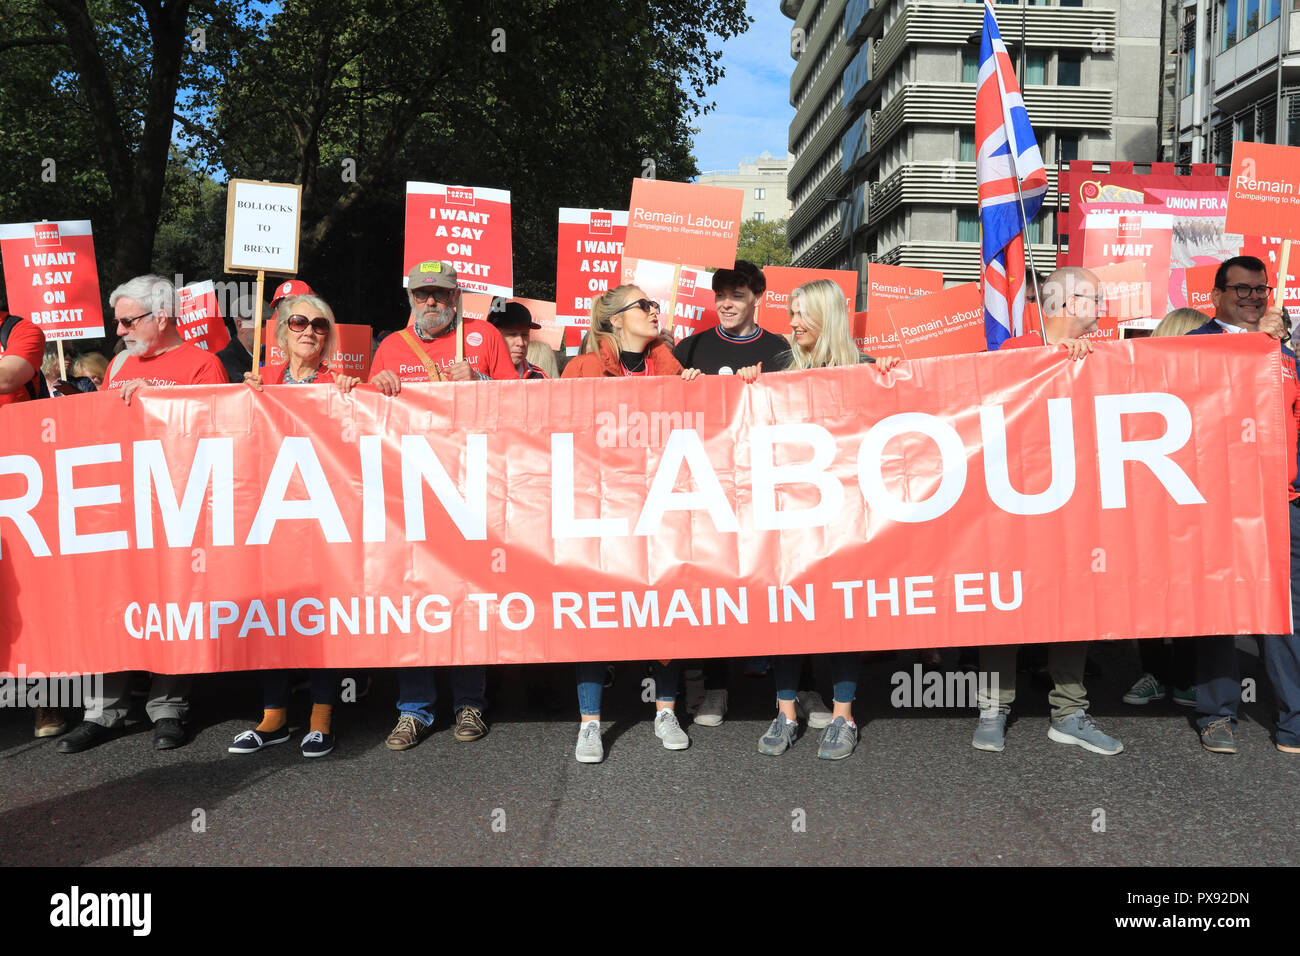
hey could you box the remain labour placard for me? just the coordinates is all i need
[404,182,513,298]
[624,179,744,268]
[0,220,104,340]
[1225,142,1300,242]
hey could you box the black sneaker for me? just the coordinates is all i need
[56,721,117,754]
[153,718,187,750]
[300,730,335,758]
[228,726,292,754]
[1200,717,1236,754]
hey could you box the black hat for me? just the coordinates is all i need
[488,299,541,330]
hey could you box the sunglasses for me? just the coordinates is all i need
[611,298,660,317]
[116,310,156,329]
[412,288,456,304]
[286,314,330,335]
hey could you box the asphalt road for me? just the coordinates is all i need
[1,638,1297,867]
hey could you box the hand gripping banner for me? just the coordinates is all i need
[0,336,1289,674]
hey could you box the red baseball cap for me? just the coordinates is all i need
[270,279,314,307]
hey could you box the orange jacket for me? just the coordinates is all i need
[561,339,683,378]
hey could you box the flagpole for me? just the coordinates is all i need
[1012,176,1048,345]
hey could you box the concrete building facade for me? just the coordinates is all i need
[782,0,1166,299]
[697,152,795,223]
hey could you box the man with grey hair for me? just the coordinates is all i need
[101,274,226,403]
[997,266,1103,360]
[58,274,225,755]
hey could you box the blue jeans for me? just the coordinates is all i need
[396,667,486,728]
[1195,501,1300,748]
[576,661,680,716]
[263,670,337,709]
[774,653,858,704]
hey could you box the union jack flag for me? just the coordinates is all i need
[977,0,1047,350]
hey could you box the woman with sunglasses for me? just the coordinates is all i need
[242,293,360,393]
[751,278,900,761]
[561,285,692,762]
[232,293,355,758]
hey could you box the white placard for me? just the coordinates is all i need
[224,179,302,275]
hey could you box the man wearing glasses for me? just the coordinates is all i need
[368,261,513,751]
[370,260,514,389]
[1188,255,1300,756]
[995,266,1101,360]
[58,274,226,754]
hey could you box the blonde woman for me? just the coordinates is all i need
[1151,307,1211,338]
[755,279,899,760]
[562,285,693,762]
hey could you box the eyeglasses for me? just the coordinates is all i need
[411,288,456,304]
[611,298,660,317]
[1071,293,1106,307]
[116,310,156,329]
[1220,283,1273,299]
[286,314,330,335]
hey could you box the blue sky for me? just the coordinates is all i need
[691,2,795,175]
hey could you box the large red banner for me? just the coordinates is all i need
[0,220,105,340]
[0,337,1288,674]
[403,182,512,297]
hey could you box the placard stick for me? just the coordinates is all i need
[1276,239,1292,312]
[55,339,65,379]
[664,262,683,332]
[251,270,266,368]
[456,311,465,362]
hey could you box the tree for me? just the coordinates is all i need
[737,218,791,267]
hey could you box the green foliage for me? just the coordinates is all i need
[737,218,791,268]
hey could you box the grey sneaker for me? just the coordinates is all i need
[796,691,833,729]
[653,709,690,750]
[693,690,727,727]
[575,720,604,763]
[1047,709,1124,755]
[1122,672,1166,705]
[758,715,798,755]
[972,710,1007,752]
[816,716,858,760]
[1200,716,1236,754]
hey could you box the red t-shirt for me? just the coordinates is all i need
[998,333,1046,350]
[0,313,46,408]
[105,342,227,389]
[370,319,516,382]
[261,362,337,384]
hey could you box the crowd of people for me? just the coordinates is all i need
[1,255,1297,764]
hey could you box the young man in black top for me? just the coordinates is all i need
[674,260,790,376]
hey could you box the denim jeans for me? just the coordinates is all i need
[262,670,338,709]
[1195,500,1300,748]
[773,653,858,704]
[396,667,486,727]
[576,660,680,716]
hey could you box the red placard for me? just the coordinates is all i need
[624,179,744,267]
[620,257,718,341]
[0,220,104,340]
[404,182,512,297]
[1225,142,1300,242]
[883,282,986,359]
[852,312,906,360]
[0,337,1287,673]
[758,266,857,336]
[1184,263,1219,318]
[1089,260,1150,328]
[1082,210,1173,319]
[556,208,627,328]
[514,297,563,351]
[175,281,231,353]
[866,264,944,316]
[265,322,374,379]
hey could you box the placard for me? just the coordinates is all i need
[176,281,231,352]
[1183,263,1219,318]
[223,180,302,275]
[624,179,744,267]
[866,264,944,316]
[883,282,986,359]
[404,182,513,297]
[1082,210,1173,319]
[758,266,857,336]
[620,257,718,340]
[852,312,906,360]
[0,220,104,340]
[264,321,374,379]
[1089,260,1151,325]
[556,208,628,328]
[1225,142,1300,242]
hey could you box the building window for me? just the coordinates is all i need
[1057,54,1082,86]
[1057,133,1079,163]
[1244,0,1261,33]
[957,209,980,243]
[959,128,976,162]
[1267,0,1280,24]
[962,48,979,83]
[1235,114,1253,143]
[755,187,766,200]
[753,212,765,222]
[1220,0,1238,49]
[1024,51,1046,86]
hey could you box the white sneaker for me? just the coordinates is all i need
[653,709,690,750]
[693,689,728,727]
[575,719,604,763]
[797,691,833,730]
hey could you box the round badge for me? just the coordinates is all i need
[466,331,483,347]
[719,366,734,375]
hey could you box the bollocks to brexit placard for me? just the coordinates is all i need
[404,182,513,298]
[556,208,628,328]
[0,220,104,340]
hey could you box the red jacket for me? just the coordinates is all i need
[561,339,683,379]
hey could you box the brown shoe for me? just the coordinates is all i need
[385,713,431,751]
[1278,741,1300,754]
[454,705,488,742]
[34,708,67,738]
